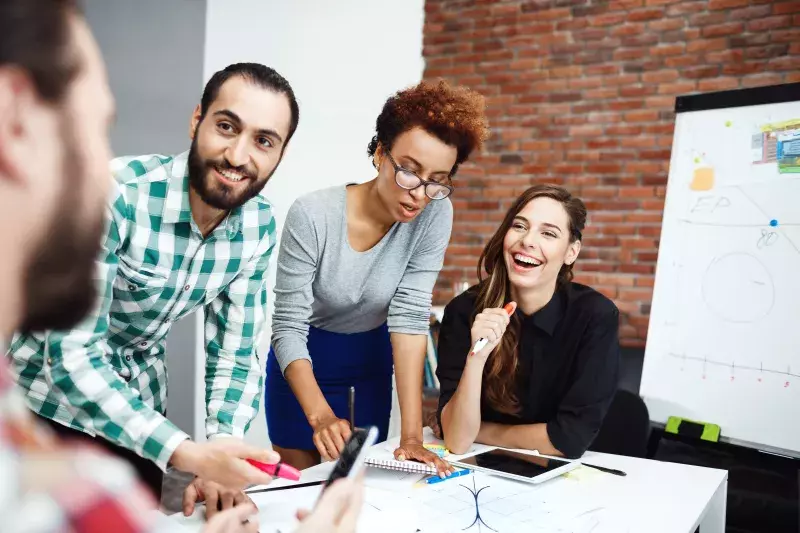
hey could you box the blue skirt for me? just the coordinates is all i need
[265,324,393,450]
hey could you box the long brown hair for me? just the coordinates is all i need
[475,184,587,415]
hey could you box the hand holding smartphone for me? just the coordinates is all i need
[322,425,378,489]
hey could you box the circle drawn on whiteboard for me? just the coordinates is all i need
[702,252,774,323]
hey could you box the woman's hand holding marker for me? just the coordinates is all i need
[469,302,517,360]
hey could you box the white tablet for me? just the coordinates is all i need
[453,448,579,484]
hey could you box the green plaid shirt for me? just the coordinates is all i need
[7,151,276,470]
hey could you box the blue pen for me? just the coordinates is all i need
[422,468,471,485]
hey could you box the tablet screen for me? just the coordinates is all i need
[457,449,571,479]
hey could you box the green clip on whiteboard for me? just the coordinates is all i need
[665,417,721,443]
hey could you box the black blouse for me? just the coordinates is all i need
[435,282,620,458]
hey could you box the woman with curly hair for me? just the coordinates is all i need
[436,185,620,458]
[266,80,489,474]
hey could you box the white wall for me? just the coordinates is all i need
[84,0,209,442]
[204,0,426,446]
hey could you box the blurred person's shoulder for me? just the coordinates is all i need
[25,447,156,533]
[1,357,155,532]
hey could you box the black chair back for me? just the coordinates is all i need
[589,389,651,458]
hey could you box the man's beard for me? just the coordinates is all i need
[187,135,276,211]
[19,121,105,333]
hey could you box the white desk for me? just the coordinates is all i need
[165,449,727,533]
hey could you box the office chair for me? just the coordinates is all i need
[589,389,651,458]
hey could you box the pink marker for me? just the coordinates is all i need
[247,459,301,481]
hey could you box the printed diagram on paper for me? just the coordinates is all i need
[410,471,624,533]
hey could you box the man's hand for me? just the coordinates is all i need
[170,439,278,490]
[294,477,364,533]
[394,437,453,478]
[202,504,259,533]
[183,477,255,520]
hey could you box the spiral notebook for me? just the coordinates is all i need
[364,427,494,474]
[364,455,439,474]
[364,445,439,474]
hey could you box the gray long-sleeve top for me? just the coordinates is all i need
[270,185,453,373]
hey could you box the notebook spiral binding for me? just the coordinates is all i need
[365,458,438,474]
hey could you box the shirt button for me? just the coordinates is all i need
[140,341,147,347]
[47,357,53,365]
[184,284,191,291]
[126,355,132,361]
[128,284,137,291]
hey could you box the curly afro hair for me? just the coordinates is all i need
[367,79,489,177]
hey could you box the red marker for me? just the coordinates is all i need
[469,302,517,356]
[247,459,301,481]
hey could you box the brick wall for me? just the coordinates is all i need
[424,0,800,347]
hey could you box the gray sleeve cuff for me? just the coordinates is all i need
[387,301,432,335]
[387,324,430,335]
[272,334,312,374]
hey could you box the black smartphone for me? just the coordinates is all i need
[322,425,379,489]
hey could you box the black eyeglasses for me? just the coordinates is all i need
[384,150,454,200]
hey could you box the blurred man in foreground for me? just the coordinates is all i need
[0,0,362,531]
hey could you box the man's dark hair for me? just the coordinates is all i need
[200,63,300,144]
[0,0,82,102]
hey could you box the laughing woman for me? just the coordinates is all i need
[266,80,489,473]
[436,184,620,458]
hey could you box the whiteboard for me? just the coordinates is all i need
[641,85,800,457]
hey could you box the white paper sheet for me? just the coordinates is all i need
[410,470,626,533]
[250,484,417,533]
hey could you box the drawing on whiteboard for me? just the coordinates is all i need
[689,195,730,213]
[701,252,775,324]
[675,217,797,253]
[667,352,799,380]
[756,228,779,249]
[736,185,800,255]
[678,185,800,256]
